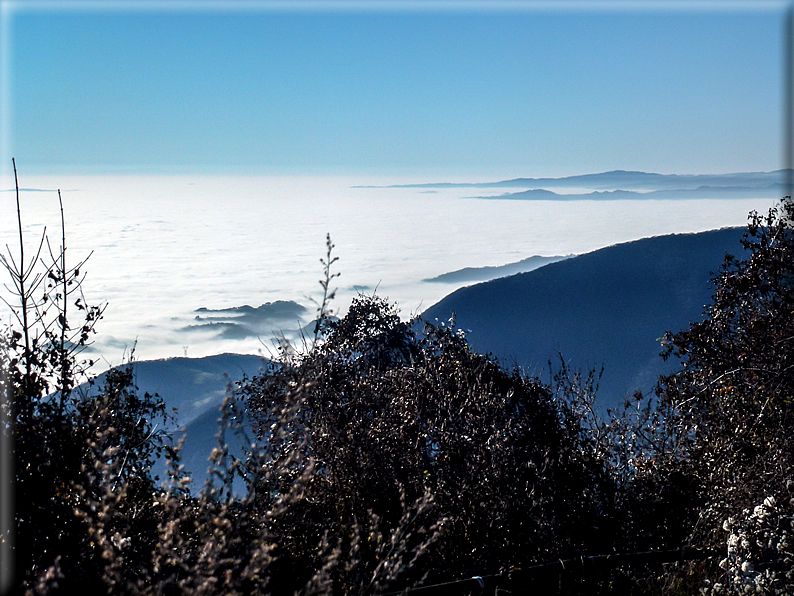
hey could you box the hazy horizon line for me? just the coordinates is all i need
[5,164,790,180]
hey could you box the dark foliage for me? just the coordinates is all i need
[239,293,626,592]
[656,197,794,592]
[2,162,172,593]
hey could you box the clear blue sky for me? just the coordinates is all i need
[1,1,789,178]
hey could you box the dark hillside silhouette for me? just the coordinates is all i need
[422,227,746,409]
[79,353,266,490]
[87,353,265,426]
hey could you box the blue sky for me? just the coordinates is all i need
[1,1,789,178]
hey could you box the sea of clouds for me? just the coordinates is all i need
[0,173,776,368]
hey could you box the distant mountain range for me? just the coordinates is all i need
[358,169,793,191]
[183,301,308,340]
[469,183,786,201]
[423,254,574,284]
[421,227,748,412]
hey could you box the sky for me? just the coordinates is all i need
[0,1,791,179]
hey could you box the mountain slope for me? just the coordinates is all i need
[423,254,573,284]
[83,353,266,490]
[171,403,254,496]
[106,353,266,425]
[421,227,747,410]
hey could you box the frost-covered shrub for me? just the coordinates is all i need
[703,495,794,595]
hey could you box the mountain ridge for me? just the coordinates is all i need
[423,254,574,284]
[421,226,748,410]
[353,169,793,191]
[469,183,786,201]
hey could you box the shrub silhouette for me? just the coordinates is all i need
[238,291,625,592]
[655,197,794,593]
[2,162,172,593]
